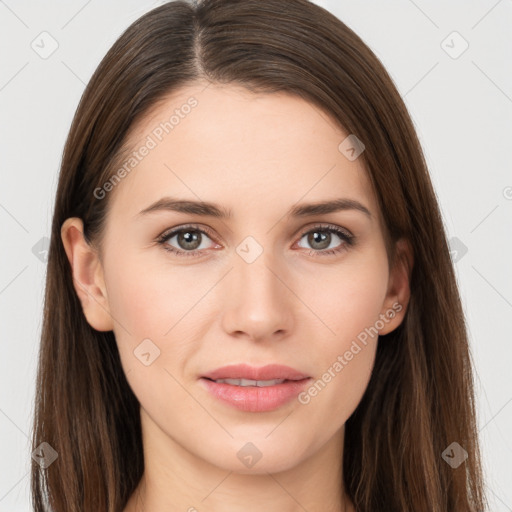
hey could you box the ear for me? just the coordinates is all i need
[378,238,413,335]
[61,217,114,332]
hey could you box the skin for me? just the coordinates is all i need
[61,81,412,512]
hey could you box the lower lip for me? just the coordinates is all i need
[200,377,311,412]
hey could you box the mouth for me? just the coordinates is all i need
[201,363,310,382]
[203,377,291,387]
[199,364,311,412]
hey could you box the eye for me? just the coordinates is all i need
[156,224,219,258]
[296,224,355,257]
[156,223,355,259]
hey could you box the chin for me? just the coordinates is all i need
[197,437,309,475]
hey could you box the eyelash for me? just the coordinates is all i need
[155,223,355,259]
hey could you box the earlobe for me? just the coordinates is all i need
[60,217,114,332]
[378,238,414,336]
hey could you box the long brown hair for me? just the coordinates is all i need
[31,0,486,510]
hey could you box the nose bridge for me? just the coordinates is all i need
[234,239,286,307]
[221,236,293,339]
[237,247,279,296]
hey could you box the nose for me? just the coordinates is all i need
[220,246,295,343]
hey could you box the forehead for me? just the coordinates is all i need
[106,82,379,223]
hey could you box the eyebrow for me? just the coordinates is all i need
[137,196,372,219]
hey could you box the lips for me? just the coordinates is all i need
[199,364,311,412]
[201,363,309,382]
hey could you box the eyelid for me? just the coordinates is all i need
[157,222,353,243]
[296,222,353,240]
[157,223,219,244]
[156,222,355,257]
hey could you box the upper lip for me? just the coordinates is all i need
[201,364,310,381]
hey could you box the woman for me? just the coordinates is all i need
[31,0,486,510]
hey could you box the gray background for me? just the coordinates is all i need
[1,0,511,510]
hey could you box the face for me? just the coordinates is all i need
[62,82,410,476]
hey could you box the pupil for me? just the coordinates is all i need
[309,231,330,250]
[179,230,200,250]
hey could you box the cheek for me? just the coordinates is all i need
[294,253,388,419]
[104,253,202,335]
[102,253,204,384]
[103,257,206,415]
[297,250,389,344]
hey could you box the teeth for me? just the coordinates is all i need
[214,378,286,387]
